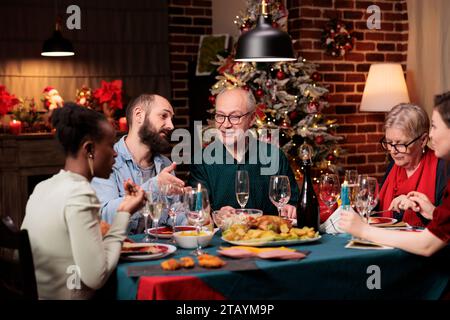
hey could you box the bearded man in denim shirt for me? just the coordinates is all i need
[92,94,186,234]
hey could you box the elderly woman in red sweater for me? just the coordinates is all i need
[340,93,450,256]
[377,103,449,227]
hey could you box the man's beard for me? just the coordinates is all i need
[138,118,172,156]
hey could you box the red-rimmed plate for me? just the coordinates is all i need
[148,226,197,239]
[120,243,176,261]
[369,217,397,226]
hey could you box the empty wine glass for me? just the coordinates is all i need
[355,174,370,223]
[160,184,185,233]
[184,185,210,256]
[235,170,249,209]
[319,173,340,209]
[268,175,291,217]
[367,177,380,217]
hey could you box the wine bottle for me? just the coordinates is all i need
[296,143,320,230]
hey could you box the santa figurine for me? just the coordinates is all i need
[42,86,64,111]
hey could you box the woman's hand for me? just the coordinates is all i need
[406,191,435,220]
[280,204,297,219]
[117,179,146,214]
[339,211,367,238]
[388,195,417,212]
[219,206,236,214]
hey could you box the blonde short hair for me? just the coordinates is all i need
[384,103,430,139]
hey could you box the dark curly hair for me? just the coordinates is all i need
[434,92,450,128]
[51,103,108,156]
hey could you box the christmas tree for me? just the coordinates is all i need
[208,0,343,179]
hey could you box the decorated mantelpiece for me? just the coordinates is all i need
[0,80,126,135]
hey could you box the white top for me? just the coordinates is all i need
[21,170,130,299]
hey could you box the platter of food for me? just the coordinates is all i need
[221,215,321,247]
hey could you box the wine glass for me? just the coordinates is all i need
[345,170,358,209]
[355,174,370,223]
[148,193,164,243]
[367,177,380,217]
[184,185,210,256]
[160,184,185,233]
[268,175,291,217]
[140,190,153,243]
[235,170,249,209]
[319,173,340,210]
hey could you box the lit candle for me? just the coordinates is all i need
[9,120,22,135]
[119,117,128,132]
[195,183,202,211]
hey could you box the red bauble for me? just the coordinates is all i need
[311,72,322,82]
[315,135,325,145]
[326,154,335,162]
[276,70,286,80]
[208,95,216,105]
[289,111,298,120]
[255,88,264,98]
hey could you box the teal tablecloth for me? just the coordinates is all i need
[116,233,450,300]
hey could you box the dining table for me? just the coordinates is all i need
[115,231,450,300]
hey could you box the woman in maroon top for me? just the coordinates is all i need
[340,93,450,256]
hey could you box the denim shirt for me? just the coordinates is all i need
[91,136,186,234]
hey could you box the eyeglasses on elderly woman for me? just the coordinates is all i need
[380,133,427,154]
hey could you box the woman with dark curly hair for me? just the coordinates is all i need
[21,103,145,299]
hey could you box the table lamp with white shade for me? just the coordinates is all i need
[360,63,410,112]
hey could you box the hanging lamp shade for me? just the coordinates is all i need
[235,1,296,62]
[41,20,74,57]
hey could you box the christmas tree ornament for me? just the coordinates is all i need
[208,95,216,105]
[315,135,325,145]
[276,70,286,80]
[255,88,265,98]
[311,72,322,82]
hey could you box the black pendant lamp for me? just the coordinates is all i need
[41,17,74,57]
[235,0,296,62]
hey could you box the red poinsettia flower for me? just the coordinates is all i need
[0,85,20,116]
[93,80,123,110]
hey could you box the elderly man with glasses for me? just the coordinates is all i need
[376,103,450,227]
[188,87,299,218]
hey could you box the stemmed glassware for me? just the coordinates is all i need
[345,170,359,209]
[355,174,371,223]
[184,185,210,256]
[366,177,380,218]
[268,175,291,217]
[140,189,153,243]
[235,170,249,209]
[160,184,185,233]
[319,173,341,210]
[147,192,164,243]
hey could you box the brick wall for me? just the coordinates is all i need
[168,0,213,179]
[287,0,408,180]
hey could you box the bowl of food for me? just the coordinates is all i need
[173,230,214,249]
[212,208,263,230]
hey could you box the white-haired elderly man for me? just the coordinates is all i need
[188,87,299,218]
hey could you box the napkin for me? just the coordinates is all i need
[345,239,394,250]
[217,246,309,260]
[319,205,358,234]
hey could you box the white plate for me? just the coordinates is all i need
[120,243,176,261]
[147,226,197,239]
[221,235,321,247]
[368,217,397,227]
